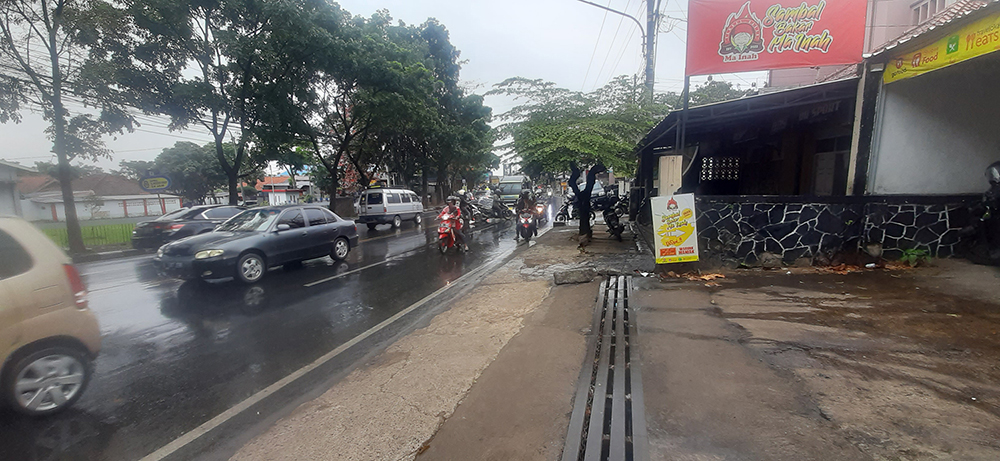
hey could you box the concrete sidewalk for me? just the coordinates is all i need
[232,222,1000,460]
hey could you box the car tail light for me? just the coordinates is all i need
[168,223,185,231]
[383,206,387,213]
[63,264,88,309]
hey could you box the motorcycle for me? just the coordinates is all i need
[555,194,596,224]
[594,193,625,241]
[517,210,536,243]
[534,200,548,225]
[437,210,465,254]
[961,161,1000,265]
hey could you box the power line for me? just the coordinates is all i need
[582,0,615,91]
[592,0,634,92]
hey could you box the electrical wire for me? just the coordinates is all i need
[581,0,615,91]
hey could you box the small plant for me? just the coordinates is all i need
[900,248,930,267]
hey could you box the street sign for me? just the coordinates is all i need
[140,175,171,192]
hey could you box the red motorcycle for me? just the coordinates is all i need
[438,209,465,254]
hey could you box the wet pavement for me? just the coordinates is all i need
[0,210,545,461]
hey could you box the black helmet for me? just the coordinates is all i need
[987,161,1000,186]
[519,190,530,198]
[446,195,460,204]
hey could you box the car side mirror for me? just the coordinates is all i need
[276,224,290,232]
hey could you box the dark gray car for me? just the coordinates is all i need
[153,205,359,283]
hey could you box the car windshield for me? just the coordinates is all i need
[497,183,521,195]
[217,209,281,232]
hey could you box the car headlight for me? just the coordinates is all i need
[194,249,225,260]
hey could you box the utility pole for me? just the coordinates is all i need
[577,0,658,103]
[645,0,659,102]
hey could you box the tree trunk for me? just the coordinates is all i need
[569,162,607,238]
[421,167,429,206]
[47,26,85,254]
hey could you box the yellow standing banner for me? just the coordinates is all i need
[651,194,700,264]
[884,10,1000,83]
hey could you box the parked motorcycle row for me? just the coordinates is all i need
[555,190,629,241]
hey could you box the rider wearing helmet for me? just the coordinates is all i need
[442,195,469,251]
[514,189,538,239]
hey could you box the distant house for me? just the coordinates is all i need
[0,160,37,217]
[17,172,182,222]
[255,175,321,205]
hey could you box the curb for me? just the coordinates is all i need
[73,248,149,264]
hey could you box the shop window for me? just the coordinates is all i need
[701,157,740,181]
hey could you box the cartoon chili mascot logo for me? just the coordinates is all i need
[719,1,765,57]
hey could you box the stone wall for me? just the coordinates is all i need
[693,196,977,266]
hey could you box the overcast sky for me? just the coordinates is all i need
[0,0,767,172]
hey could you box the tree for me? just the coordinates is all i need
[152,142,228,202]
[490,76,667,237]
[34,161,104,179]
[116,159,155,181]
[689,80,754,106]
[1,0,136,253]
[129,0,337,204]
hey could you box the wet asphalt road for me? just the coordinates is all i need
[0,205,554,461]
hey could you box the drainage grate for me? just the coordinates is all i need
[562,276,648,461]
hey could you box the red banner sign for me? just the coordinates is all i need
[686,0,866,75]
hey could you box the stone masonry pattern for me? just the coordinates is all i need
[694,199,973,266]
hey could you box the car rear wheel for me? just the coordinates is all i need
[392,215,402,228]
[4,346,91,416]
[332,237,350,261]
[236,253,266,284]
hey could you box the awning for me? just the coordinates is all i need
[636,78,859,154]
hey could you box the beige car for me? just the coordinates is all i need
[0,216,101,416]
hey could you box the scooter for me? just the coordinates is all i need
[534,200,548,225]
[595,194,625,241]
[961,161,1000,265]
[437,211,465,254]
[517,210,536,243]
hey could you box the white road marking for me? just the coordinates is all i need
[139,249,511,461]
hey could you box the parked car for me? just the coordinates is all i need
[153,205,359,283]
[355,187,424,230]
[0,216,101,416]
[132,205,245,250]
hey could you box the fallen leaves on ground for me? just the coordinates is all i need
[661,271,727,282]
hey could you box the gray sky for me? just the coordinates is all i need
[0,0,767,172]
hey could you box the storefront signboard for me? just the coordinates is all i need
[884,10,1000,83]
[651,194,700,264]
[686,0,866,76]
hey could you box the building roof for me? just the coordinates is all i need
[18,173,148,196]
[636,78,860,154]
[0,160,37,173]
[869,0,993,59]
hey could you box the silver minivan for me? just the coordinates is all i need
[355,188,425,230]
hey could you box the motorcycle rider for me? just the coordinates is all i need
[514,189,538,240]
[439,196,469,252]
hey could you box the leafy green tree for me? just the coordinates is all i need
[689,80,754,106]
[152,142,227,202]
[34,161,105,180]
[490,76,667,237]
[1,0,137,253]
[116,160,156,181]
[128,0,338,204]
